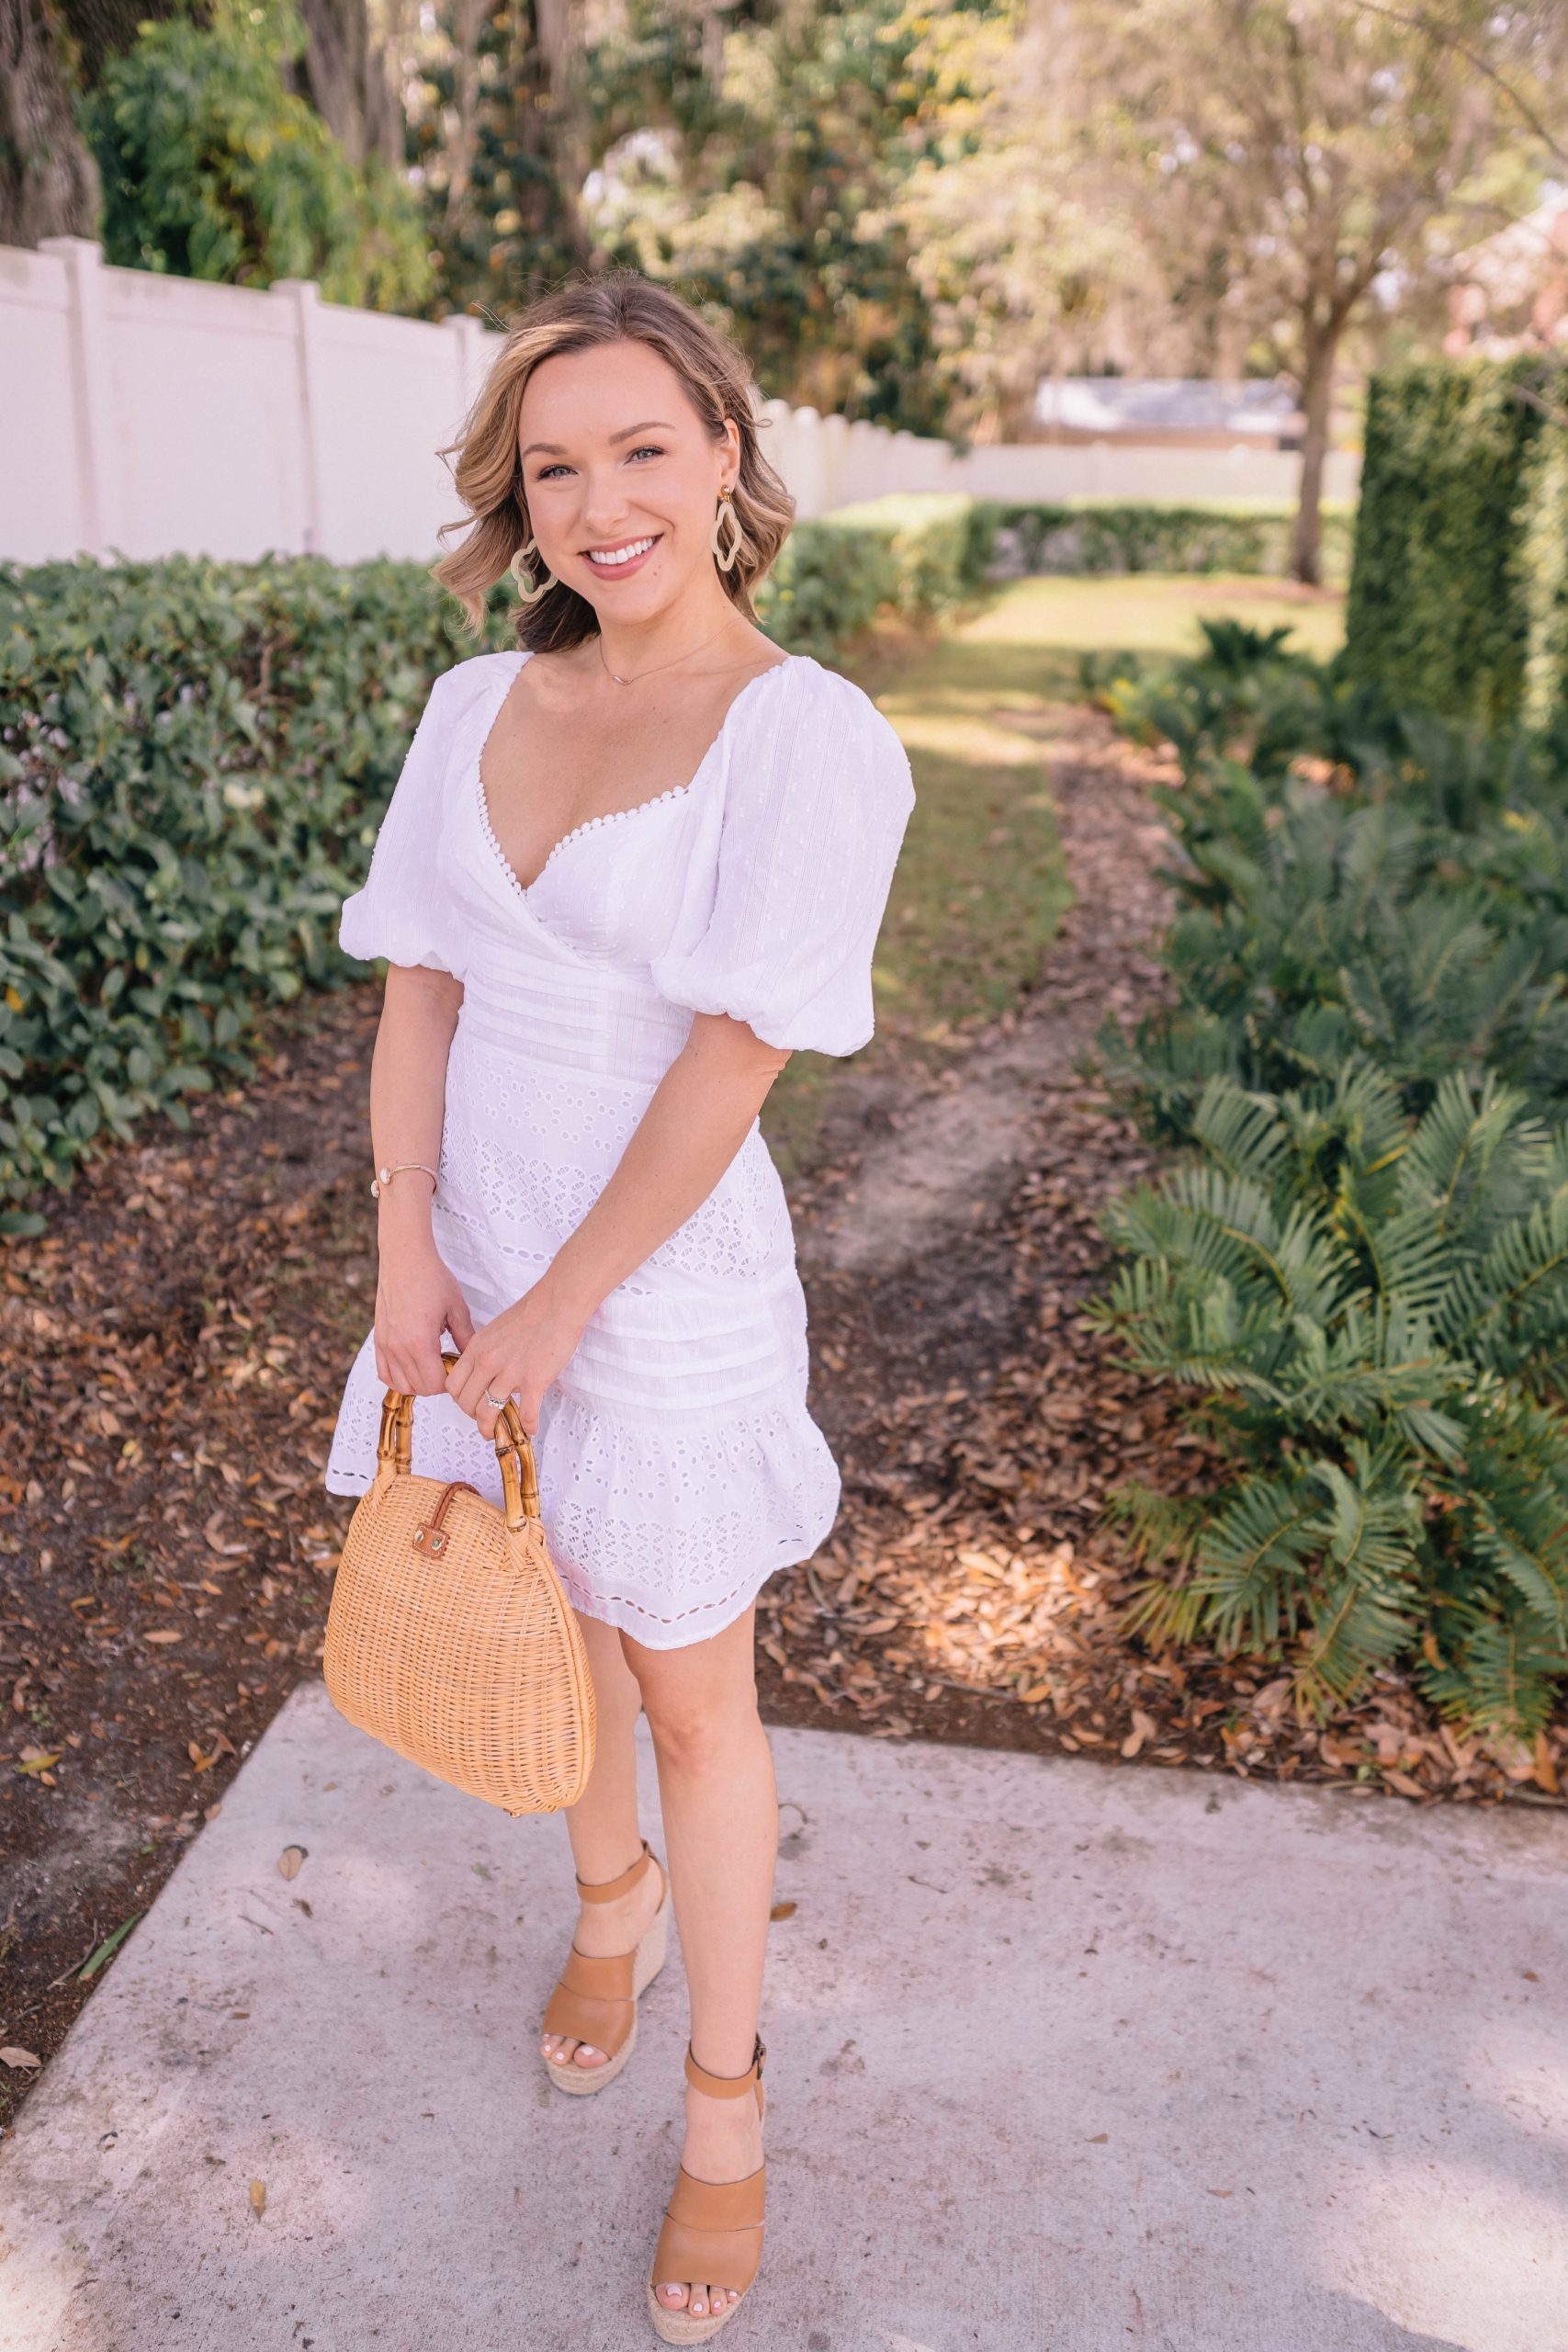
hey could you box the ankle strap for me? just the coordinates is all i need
[684,2035,765,2098]
[576,1838,653,1904]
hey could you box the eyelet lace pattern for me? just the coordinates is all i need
[327,650,917,1647]
[324,1355,838,1645]
[478,771,695,902]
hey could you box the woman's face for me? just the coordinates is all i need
[515,338,740,621]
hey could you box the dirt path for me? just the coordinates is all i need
[803,699,1170,1278]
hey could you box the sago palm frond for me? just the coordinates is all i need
[1397,1069,1532,1237]
[1292,1569,1419,1720]
[1281,1302,1469,1458]
[1094,1260,1295,1402]
[1418,1612,1568,1739]
[1354,1204,1453,1313]
[1190,1074,1290,1186]
[1455,1190,1568,1377]
[1166,1163,1350,1319]
[1192,1476,1321,1650]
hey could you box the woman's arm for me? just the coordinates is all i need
[444,1011,791,1437]
[368,964,477,1395]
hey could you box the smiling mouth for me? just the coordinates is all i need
[583,535,660,572]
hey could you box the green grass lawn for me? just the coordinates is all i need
[982,571,1346,682]
[761,571,1346,1173]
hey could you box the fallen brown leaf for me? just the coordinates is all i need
[1533,1732,1559,1795]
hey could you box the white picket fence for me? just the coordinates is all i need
[0,238,1358,566]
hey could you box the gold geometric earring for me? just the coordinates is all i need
[711,490,745,574]
[509,537,554,605]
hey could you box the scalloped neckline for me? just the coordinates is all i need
[474,648,800,904]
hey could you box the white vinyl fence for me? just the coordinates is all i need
[0,238,1358,567]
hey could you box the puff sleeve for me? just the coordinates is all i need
[649,661,915,1057]
[339,663,472,980]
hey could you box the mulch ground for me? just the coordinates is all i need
[3,703,1562,2130]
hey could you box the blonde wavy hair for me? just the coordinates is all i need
[433,273,795,650]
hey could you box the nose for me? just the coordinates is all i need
[579,462,634,540]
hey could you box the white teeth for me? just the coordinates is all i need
[587,537,655,566]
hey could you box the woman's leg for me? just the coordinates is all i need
[627,1602,776,2323]
[539,1610,664,2075]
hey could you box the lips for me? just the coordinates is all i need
[582,535,660,580]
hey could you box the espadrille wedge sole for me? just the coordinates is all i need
[647,2037,766,2344]
[540,1838,669,2097]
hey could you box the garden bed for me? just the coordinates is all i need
[8,584,1560,2133]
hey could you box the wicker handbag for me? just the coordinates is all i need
[323,1360,596,1816]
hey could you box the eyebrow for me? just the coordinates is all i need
[520,420,678,459]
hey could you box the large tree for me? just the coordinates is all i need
[1082,0,1556,580]
[888,0,1163,441]
[87,0,432,310]
[408,0,596,314]
[579,0,949,426]
[886,0,1560,571]
[294,0,412,171]
[0,0,101,246]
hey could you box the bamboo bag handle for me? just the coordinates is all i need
[372,1350,541,1532]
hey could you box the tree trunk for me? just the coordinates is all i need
[297,0,409,173]
[297,0,373,165]
[442,0,486,225]
[535,0,592,265]
[1292,326,1338,588]
[0,0,100,248]
[57,0,179,86]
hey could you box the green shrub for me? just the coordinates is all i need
[1344,357,1568,730]
[981,498,1355,585]
[758,492,984,657]
[0,556,487,1231]
[0,500,980,1227]
[86,0,432,314]
[1095,1069,1568,1736]
[1092,623,1568,1735]
[1095,638,1568,1140]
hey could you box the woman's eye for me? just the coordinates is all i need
[535,463,572,481]
[627,444,665,462]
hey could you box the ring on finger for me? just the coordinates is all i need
[483,1384,508,1410]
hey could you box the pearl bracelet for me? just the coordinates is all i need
[370,1160,438,1202]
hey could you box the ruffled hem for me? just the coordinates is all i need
[322,1333,840,1650]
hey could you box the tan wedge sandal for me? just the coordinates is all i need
[539,1838,669,2096]
[646,2036,766,2344]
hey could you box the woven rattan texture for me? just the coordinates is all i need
[324,1423,596,1815]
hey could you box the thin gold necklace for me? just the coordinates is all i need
[596,623,731,688]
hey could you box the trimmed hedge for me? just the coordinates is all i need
[0,495,980,1228]
[981,497,1355,585]
[0,556,479,1231]
[758,492,986,656]
[1094,625,1568,1737]
[1344,357,1568,729]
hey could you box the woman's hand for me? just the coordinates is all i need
[373,1234,476,1396]
[444,1272,591,1440]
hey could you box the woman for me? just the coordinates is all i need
[323,273,915,2340]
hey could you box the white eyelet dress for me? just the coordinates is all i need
[322,649,916,1649]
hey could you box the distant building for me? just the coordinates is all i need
[1031,378,1303,449]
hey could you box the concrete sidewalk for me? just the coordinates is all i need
[1,1683,1563,2352]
